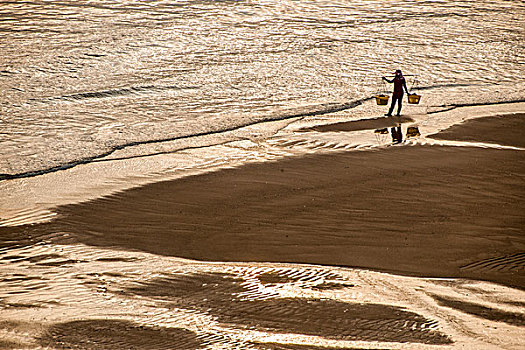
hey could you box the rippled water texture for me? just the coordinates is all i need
[1,0,524,176]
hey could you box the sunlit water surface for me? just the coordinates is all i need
[0,0,523,176]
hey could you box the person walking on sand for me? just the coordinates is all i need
[382,69,409,117]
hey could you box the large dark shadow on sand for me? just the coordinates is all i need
[43,145,524,287]
[429,113,525,148]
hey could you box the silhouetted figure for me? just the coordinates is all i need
[391,125,403,144]
[383,70,409,117]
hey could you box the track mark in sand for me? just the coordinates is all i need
[250,341,389,350]
[39,319,204,350]
[95,257,140,263]
[271,135,525,152]
[123,271,452,345]
[460,252,525,273]
[431,295,525,327]
[267,138,374,152]
[256,267,344,286]
[0,208,57,227]
[421,137,525,150]
[310,282,356,291]
[0,252,82,268]
[1,301,41,309]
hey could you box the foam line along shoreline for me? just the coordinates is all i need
[0,99,365,181]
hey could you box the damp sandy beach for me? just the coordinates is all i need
[1,102,524,349]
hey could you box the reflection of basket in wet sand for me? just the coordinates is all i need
[406,126,421,138]
[374,128,389,134]
[408,94,421,104]
[375,94,389,105]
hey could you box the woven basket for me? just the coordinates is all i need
[408,94,421,104]
[375,95,389,105]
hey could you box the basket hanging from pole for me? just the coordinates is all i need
[375,95,389,105]
[407,76,421,104]
[408,94,421,104]
[375,79,389,105]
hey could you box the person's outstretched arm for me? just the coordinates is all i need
[403,80,409,94]
[382,76,393,83]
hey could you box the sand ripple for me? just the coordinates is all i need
[1,244,524,349]
[461,253,525,274]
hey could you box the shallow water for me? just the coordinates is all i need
[1,0,524,177]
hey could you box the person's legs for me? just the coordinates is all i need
[386,96,396,116]
[396,96,403,116]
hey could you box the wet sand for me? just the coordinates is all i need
[299,115,414,132]
[1,113,524,349]
[18,113,522,289]
[1,248,464,348]
[430,112,525,148]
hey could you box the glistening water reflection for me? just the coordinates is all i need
[1,0,524,176]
